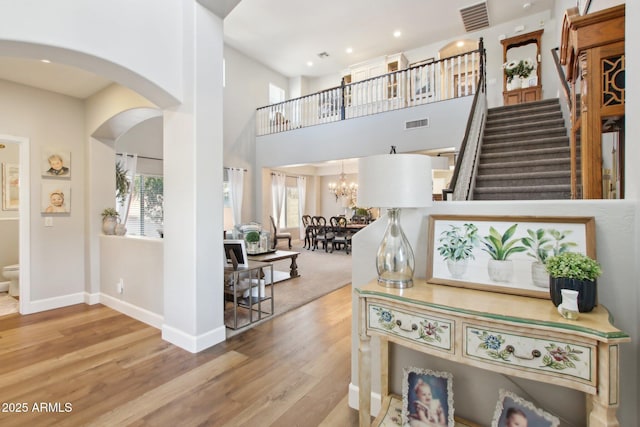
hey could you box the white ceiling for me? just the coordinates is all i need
[0,0,554,99]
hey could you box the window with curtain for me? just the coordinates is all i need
[124,174,164,238]
[278,176,300,229]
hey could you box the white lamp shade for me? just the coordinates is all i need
[357,154,433,208]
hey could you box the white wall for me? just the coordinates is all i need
[0,0,182,107]
[0,79,86,305]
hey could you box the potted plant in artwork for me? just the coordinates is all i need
[101,208,120,235]
[546,252,601,312]
[437,223,479,279]
[521,228,577,288]
[481,224,527,283]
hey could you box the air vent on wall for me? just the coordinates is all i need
[405,118,429,130]
[460,1,490,32]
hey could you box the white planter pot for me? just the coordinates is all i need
[508,78,521,90]
[531,261,549,288]
[446,259,468,279]
[487,259,514,283]
[520,77,530,88]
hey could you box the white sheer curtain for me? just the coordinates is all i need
[116,153,137,223]
[228,168,245,227]
[271,172,286,227]
[297,176,307,238]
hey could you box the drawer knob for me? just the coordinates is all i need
[396,319,418,331]
[505,345,542,360]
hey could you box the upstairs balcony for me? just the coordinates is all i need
[256,44,485,137]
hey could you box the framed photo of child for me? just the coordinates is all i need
[491,389,559,427]
[41,181,71,214]
[42,149,71,178]
[403,366,454,427]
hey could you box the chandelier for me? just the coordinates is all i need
[328,161,358,202]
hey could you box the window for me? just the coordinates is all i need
[125,174,164,238]
[269,83,285,104]
[277,177,300,229]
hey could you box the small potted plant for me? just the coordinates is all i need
[437,223,479,279]
[481,224,527,283]
[545,252,602,312]
[244,230,261,253]
[101,208,120,235]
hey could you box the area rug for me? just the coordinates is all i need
[225,245,353,338]
[0,293,18,317]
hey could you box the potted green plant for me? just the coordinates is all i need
[101,208,120,235]
[522,228,577,288]
[481,224,527,283]
[437,223,479,279]
[115,162,130,203]
[545,252,602,312]
[244,230,261,253]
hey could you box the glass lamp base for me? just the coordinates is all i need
[376,208,415,289]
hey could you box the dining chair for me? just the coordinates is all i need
[302,215,313,249]
[270,215,292,249]
[331,216,352,254]
[312,216,333,252]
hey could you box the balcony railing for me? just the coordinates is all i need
[256,41,485,136]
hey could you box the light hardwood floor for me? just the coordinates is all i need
[0,284,360,426]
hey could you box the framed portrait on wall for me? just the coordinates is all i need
[2,163,19,211]
[42,149,71,178]
[41,181,71,214]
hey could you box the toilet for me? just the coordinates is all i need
[2,264,19,297]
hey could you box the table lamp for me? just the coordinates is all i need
[357,153,432,288]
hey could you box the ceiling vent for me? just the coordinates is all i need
[405,118,429,130]
[460,1,490,32]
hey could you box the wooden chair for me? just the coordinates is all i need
[270,215,292,249]
[302,215,313,249]
[312,216,333,252]
[330,216,352,254]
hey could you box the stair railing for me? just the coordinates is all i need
[445,39,487,201]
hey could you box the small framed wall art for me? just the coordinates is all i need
[2,163,19,211]
[41,181,71,214]
[42,149,71,178]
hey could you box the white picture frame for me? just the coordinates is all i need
[41,181,71,214]
[2,163,19,211]
[491,389,560,427]
[42,149,71,178]
[224,239,249,268]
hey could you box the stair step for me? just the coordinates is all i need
[486,111,563,127]
[473,184,572,200]
[475,170,570,187]
[480,147,570,163]
[488,99,560,115]
[483,128,567,143]
[484,118,566,135]
[481,136,569,153]
[479,158,570,173]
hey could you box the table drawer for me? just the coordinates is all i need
[464,324,595,383]
[367,303,453,352]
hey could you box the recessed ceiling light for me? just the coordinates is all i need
[523,2,531,9]
[393,30,402,38]
[457,41,464,47]
[346,47,353,54]
[306,61,313,67]
[40,59,51,63]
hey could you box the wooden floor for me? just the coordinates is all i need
[0,285,359,426]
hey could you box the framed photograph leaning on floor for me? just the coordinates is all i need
[402,366,454,427]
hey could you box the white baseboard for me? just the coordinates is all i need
[85,292,101,305]
[348,382,381,416]
[162,323,226,354]
[99,293,163,329]
[21,292,86,314]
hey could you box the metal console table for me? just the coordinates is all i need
[224,260,274,329]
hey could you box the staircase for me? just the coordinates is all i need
[473,99,571,200]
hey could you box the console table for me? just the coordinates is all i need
[355,281,630,427]
[224,261,274,329]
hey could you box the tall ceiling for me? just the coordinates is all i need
[0,0,554,99]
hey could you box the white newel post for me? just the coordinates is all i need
[162,1,226,352]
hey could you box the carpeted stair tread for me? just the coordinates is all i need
[476,170,570,180]
[479,158,570,173]
[484,118,566,134]
[481,146,570,161]
[482,128,567,143]
[486,111,562,127]
[481,136,569,152]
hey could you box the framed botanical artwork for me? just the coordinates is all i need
[427,215,596,299]
[42,149,71,178]
[2,163,19,211]
[41,181,71,214]
[402,367,454,427]
[491,389,559,427]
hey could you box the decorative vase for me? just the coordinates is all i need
[115,223,127,236]
[446,259,468,279]
[558,289,580,320]
[487,259,513,283]
[531,262,549,288]
[102,216,118,235]
[549,277,597,312]
[520,76,530,88]
[508,78,521,90]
